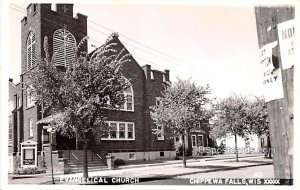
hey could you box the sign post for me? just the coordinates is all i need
[255,6,294,179]
[43,125,56,184]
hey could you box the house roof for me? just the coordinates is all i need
[37,112,66,125]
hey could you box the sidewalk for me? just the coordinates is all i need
[57,154,272,179]
[117,153,266,170]
[9,154,272,184]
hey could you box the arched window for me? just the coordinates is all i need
[53,28,76,67]
[120,85,134,111]
[27,31,36,70]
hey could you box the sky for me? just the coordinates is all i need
[8,2,265,98]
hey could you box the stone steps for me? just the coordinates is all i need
[61,150,108,174]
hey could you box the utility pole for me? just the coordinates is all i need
[255,6,294,179]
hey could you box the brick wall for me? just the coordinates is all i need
[9,81,18,153]
[93,37,148,151]
[147,69,174,150]
[14,3,174,157]
[43,145,65,173]
[92,37,174,152]
[20,3,88,152]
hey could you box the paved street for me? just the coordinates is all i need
[139,165,274,185]
[179,163,274,178]
[138,158,274,186]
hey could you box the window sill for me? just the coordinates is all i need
[101,107,135,113]
[118,109,134,112]
[101,138,135,141]
[26,105,35,110]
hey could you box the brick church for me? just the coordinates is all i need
[8,3,212,173]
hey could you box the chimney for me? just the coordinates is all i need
[141,64,151,80]
[164,69,170,82]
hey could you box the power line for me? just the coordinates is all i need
[8,9,198,81]
[88,19,229,80]
[10,4,26,11]
[12,4,182,65]
[86,26,218,81]
[9,5,26,14]
[9,5,230,85]
[89,19,190,64]
[16,15,163,70]
[10,5,178,68]
[88,26,188,69]
[9,5,227,80]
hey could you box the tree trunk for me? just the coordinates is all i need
[50,132,55,184]
[76,133,78,150]
[83,140,88,178]
[267,135,272,159]
[234,134,239,162]
[182,134,186,168]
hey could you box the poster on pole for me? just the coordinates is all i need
[277,19,295,69]
[259,41,284,102]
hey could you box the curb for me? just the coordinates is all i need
[203,155,265,162]
[131,162,273,181]
[115,155,265,170]
[9,155,268,179]
[175,162,273,178]
[83,162,273,184]
[10,172,64,179]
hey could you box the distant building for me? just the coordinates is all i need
[174,120,214,156]
[216,134,268,154]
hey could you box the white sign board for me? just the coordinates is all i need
[259,41,284,102]
[277,19,295,69]
[21,140,37,168]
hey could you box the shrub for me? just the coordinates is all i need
[114,158,126,166]
[192,148,199,156]
[14,156,21,169]
[14,167,46,175]
[176,144,192,157]
[38,156,47,169]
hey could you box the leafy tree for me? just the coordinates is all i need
[27,34,131,177]
[150,78,211,167]
[209,95,250,162]
[246,97,271,158]
[246,97,269,136]
[210,95,270,161]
